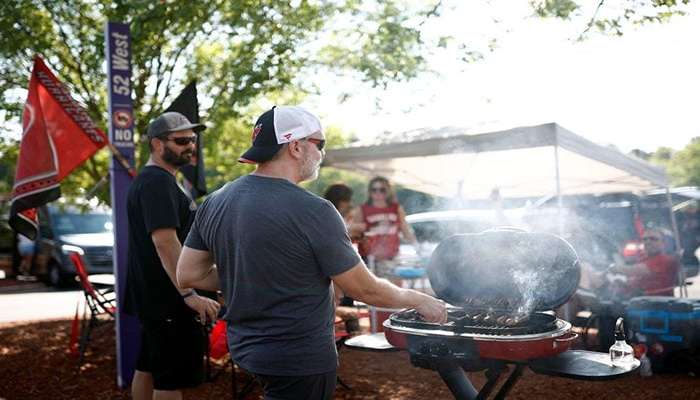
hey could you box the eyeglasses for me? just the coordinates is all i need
[161,135,197,146]
[304,137,325,151]
[370,187,387,194]
[642,236,661,242]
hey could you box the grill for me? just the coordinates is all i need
[368,230,639,399]
[389,308,558,336]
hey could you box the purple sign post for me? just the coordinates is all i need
[105,21,139,388]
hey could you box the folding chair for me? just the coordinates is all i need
[67,252,116,367]
[205,320,258,400]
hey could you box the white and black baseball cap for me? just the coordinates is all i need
[238,106,322,164]
[147,111,206,139]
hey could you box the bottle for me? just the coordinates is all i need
[609,317,635,368]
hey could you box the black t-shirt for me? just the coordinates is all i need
[124,165,197,320]
[185,175,360,375]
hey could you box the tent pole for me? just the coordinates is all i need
[554,142,570,319]
[665,187,687,298]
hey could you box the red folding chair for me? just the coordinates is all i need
[67,252,116,367]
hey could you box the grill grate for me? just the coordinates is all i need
[390,308,558,336]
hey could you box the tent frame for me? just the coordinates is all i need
[325,122,686,297]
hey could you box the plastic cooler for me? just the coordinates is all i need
[625,296,700,373]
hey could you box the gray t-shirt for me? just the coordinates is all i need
[185,174,360,375]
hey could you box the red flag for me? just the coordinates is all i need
[69,300,81,358]
[10,56,108,239]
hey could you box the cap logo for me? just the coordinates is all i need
[283,133,292,141]
[252,123,262,141]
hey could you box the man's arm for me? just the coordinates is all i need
[332,262,447,323]
[152,228,220,323]
[151,228,189,294]
[177,245,220,292]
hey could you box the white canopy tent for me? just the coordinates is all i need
[324,122,687,297]
[323,122,667,200]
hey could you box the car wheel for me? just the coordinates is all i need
[47,262,68,287]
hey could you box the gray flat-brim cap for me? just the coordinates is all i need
[147,111,206,138]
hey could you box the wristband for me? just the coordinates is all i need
[181,290,196,299]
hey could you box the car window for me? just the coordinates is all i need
[51,213,113,236]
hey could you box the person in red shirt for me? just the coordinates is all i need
[353,177,419,276]
[612,229,680,297]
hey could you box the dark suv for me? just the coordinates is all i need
[35,205,114,286]
[0,198,19,276]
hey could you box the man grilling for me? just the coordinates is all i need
[176,105,447,400]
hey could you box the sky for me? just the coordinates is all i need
[300,1,700,153]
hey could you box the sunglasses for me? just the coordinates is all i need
[304,137,325,151]
[642,237,661,242]
[370,187,387,193]
[161,135,197,146]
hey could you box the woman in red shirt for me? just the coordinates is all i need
[354,177,418,271]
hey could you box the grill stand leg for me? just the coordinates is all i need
[437,361,479,400]
[474,364,505,400]
[492,364,524,400]
[436,361,525,400]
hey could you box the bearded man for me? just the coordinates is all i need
[125,111,221,400]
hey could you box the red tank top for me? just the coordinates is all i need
[358,203,401,260]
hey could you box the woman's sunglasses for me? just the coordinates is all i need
[161,135,197,146]
[370,187,387,193]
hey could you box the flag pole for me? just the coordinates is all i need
[105,142,136,177]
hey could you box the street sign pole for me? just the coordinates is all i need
[105,21,139,388]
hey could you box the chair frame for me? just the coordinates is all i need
[67,252,116,367]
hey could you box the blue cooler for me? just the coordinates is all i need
[625,296,700,373]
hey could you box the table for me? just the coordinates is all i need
[344,333,398,352]
[529,350,640,380]
[87,274,115,288]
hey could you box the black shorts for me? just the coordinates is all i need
[136,317,206,390]
[253,370,336,400]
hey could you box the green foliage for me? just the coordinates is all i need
[665,138,700,187]
[0,135,19,195]
[531,0,692,38]
[637,139,700,187]
[531,0,580,19]
[0,0,444,204]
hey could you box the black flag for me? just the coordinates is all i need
[166,81,207,198]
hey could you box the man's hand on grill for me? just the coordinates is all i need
[414,294,448,324]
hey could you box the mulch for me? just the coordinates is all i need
[0,318,698,400]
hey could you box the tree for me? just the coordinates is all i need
[1,0,694,204]
[531,0,692,38]
[635,140,700,187]
[0,0,445,202]
[664,138,700,186]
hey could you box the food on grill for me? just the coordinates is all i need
[390,308,557,336]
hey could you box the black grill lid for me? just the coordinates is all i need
[428,230,580,311]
